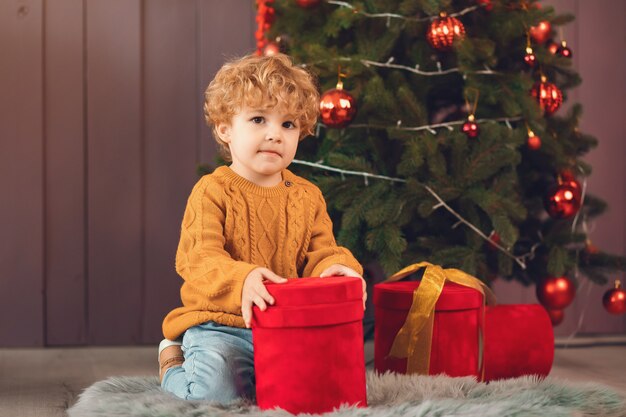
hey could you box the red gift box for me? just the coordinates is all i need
[374,279,485,378]
[484,304,554,381]
[251,276,367,414]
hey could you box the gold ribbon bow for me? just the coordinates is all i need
[385,262,496,376]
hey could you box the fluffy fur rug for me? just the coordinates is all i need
[67,371,625,417]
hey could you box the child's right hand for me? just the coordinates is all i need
[241,267,287,328]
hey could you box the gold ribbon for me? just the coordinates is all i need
[385,262,496,376]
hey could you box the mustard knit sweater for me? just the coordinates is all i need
[162,166,363,340]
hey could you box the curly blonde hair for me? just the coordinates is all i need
[204,53,320,161]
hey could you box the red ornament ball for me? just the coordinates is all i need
[319,87,357,128]
[560,174,582,199]
[545,180,582,219]
[603,280,626,315]
[559,171,582,199]
[486,231,500,250]
[263,41,281,56]
[585,239,600,255]
[427,13,466,51]
[296,0,321,7]
[260,5,275,25]
[531,78,563,115]
[529,21,552,44]
[461,117,479,138]
[524,49,537,67]
[557,41,573,58]
[559,169,576,181]
[536,276,576,310]
[547,40,560,54]
[546,308,564,326]
[527,132,541,150]
[477,0,493,11]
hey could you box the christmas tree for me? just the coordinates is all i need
[251,0,625,306]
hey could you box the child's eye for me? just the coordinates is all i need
[283,121,296,129]
[251,116,264,124]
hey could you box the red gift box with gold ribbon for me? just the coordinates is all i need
[251,276,367,414]
[374,262,554,380]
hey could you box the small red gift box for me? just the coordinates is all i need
[374,279,485,378]
[484,304,554,381]
[251,276,367,414]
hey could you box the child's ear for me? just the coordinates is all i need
[216,122,231,143]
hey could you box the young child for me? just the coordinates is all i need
[159,53,365,403]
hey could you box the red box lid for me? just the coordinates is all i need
[374,280,483,311]
[265,276,362,306]
[252,276,364,328]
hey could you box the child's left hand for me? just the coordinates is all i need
[320,264,367,310]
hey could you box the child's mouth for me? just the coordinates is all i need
[259,150,281,157]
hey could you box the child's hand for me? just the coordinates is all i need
[320,264,367,310]
[242,267,287,328]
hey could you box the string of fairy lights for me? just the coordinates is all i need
[326,0,482,22]
[302,57,499,77]
[291,158,547,271]
[336,116,522,134]
[356,57,499,77]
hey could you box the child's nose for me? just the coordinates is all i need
[266,126,283,142]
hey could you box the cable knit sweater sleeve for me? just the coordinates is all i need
[175,176,258,315]
[301,187,363,278]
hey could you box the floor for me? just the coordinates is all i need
[1,338,625,417]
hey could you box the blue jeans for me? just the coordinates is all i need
[161,321,255,403]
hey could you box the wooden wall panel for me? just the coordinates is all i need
[575,0,625,334]
[86,0,143,344]
[141,0,257,344]
[141,0,200,343]
[197,0,256,166]
[0,0,45,346]
[44,0,87,346]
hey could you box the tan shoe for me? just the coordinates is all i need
[159,345,184,383]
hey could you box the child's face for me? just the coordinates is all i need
[217,105,301,187]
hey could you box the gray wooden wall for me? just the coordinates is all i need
[0,0,623,347]
[1,0,255,346]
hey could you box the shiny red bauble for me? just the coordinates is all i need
[254,0,275,55]
[263,41,281,56]
[477,0,493,11]
[529,21,552,44]
[560,173,582,199]
[545,180,582,219]
[524,50,537,67]
[531,78,563,115]
[546,308,564,326]
[259,4,275,25]
[536,276,576,310]
[319,87,357,128]
[486,231,500,250]
[559,169,576,182]
[461,118,479,138]
[557,41,573,58]
[544,184,580,219]
[527,132,541,150]
[603,280,626,315]
[427,13,466,51]
[547,40,560,54]
[296,0,321,7]
[585,239,600,255]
